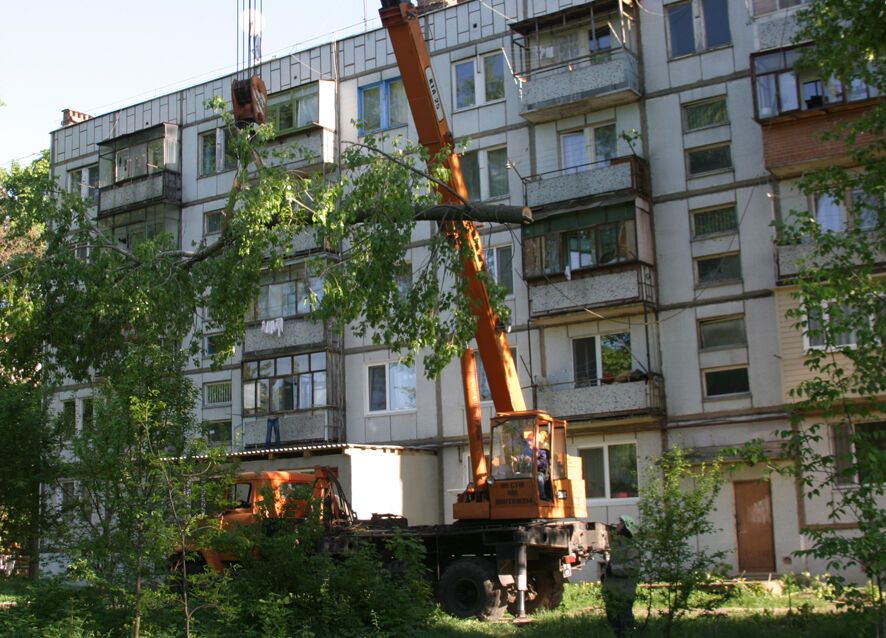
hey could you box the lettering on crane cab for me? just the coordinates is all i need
[425,66,445,122]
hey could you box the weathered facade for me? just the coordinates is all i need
[49,0,881,581]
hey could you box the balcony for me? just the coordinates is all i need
[525,155,649,209]
[518,48,641,123]
[98,170,182,217]
[244,317,333,355]
[530,263,656,321]
[537,375,664,423]
[777,241,886,284]
[238,407,342,450]
[267,126,336,175]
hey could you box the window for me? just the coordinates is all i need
[485,244,514,295]
[812,190,881,233]
[692,205,737,237]
[667,0,731,58]
[204,209,224,235]
[474,348,517,402]
[81,398,94,429]
[752,46,876,120]
[60,480,76,519]
[589,25,613,56]
[453,52,505,110]
[250,266,324,321]
[204,334,226,357]
[523,204,637,278]
[367,361,416,412]
[560,123,617,173]
[243,352,327,416]
[459,147,509,201]
[833,422,886,486]
[703,366,750,397]
[687,143,732,175]
[69,165,99,206]
[573,333,632,387]
[695,253,741,286]
[804,302,858,350]
[358,78,407,133]
[683,97,728,131]
[204,381,232,406]
[60,400,76,439]
[579,443,638,499]
[113,139,167,183]
[206,420,233,446]
[199,129,236,176]
[267,84,320,136]
[699,316,747,349]
[752,0,809,16]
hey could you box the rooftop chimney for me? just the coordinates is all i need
[61,109,93,127]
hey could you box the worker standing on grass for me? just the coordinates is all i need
[602,514,640,637]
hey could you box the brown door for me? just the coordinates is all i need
[734,480,776,573]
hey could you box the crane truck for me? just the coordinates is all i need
[203,1,608,620]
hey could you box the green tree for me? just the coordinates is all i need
[2,96,507,635]
[635,447,727,637]
[772,1,885,630]
[0,152,58,578]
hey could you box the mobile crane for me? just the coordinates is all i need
[377,0,604,617]
[192,2,606,620]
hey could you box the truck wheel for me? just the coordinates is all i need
[508,566,564,615]
[438,557,507,621]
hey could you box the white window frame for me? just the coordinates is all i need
[666,0,732,59]
[691,204,738,238]
[560,122,617,173]
[199,128,235,177]
[752,0,809,17]
[698,315,747,351]
[204,380,233,406]
[682,96,729,132]
[686,142,733,176]
[204,209,225,236]
[702,365,750,398]
[572,332,633,387]
[69,165,100,206]
[206,420,233,446]
[459,146,509,201]
[802,301,862,352]
[366,361,417,415]
[484,243,514,296]
[578,441,639,502]
[694,252,742,287]
[452,51,506,111]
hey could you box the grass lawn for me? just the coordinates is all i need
[0,577,29,604]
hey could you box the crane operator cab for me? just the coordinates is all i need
[455,411,588,521]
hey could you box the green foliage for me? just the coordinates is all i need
[183,502,435,638]
[635,447,728,635]
[770,1,886,625]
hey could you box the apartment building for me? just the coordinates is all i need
[49,0,876,580]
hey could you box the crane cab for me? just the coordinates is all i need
[454,411,587,521]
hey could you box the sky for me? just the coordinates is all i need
[0,0,377,168]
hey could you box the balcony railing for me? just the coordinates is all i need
[529,262,656,318]
[238,407,342,450]
[519,48,642,123]
[536,374,663,422]
[98,170,182,217]
[525,155,649,208]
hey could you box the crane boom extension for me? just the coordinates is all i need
[380,1,587,523]
[379,1,525,492]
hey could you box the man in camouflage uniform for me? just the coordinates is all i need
[602,514,640,637]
